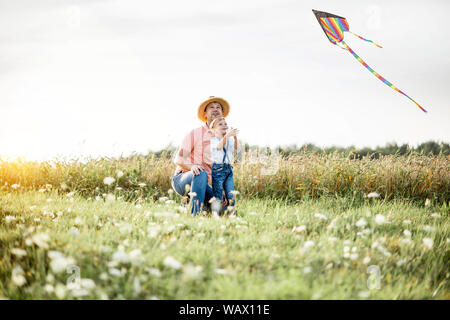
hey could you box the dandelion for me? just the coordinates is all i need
[68,227,80,237]
[109,268,123,277]
[138,182,147,187]
[11,184,20,189]
[400,238,413,246]
[55,284,66,299]
[423,238,433,249]
[367,192,380,198]
[303,266,312,274]
[11,266,26,287]
[112,248,130,264]
[11,248,27,257]
[105,193,115,201]
[129,249,143,266]
[403,230,411,237]
[425,199,431,207]
[163,256,182,270]
[422,225,435,233]
[350,253,359,260]
[358,291,370,299]
[183,264,203,280]
[328,237,338,242]
[230,190,240,196]
[215,268,229,275]
[314,213,328,220]
[362,256,371,264]
[430,213,441,218]
[158,196,169,202]
[165,200,175,205]
[403,219,412,225]
[95,196,102,201]
[38,188,46,193]
[80,278,96,290]
[4,215,16,223]
[304,240,315,249]
[116,170,124,178]
[248,212,257,216]
[291,225,306,233]
[355,218,367,228]
[29,233,50,249]
[103,177,115,185]
[374,214,386,225]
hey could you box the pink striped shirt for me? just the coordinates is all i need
[173,123,213,184]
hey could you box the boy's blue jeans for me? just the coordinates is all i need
[211,163,235,208]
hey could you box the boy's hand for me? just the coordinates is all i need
[227,128,239,137]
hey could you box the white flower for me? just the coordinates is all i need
[425,199,431,207]
[163,256,182,270]
[30,233,50,249]
[343,246,350,253]
[367,192,380,198]
[138,183,147,187]
[4,215,16,223]
[303,266,312,274]
[423,238,433,249]
[50,256,75,274]
[11,184,20,189]
[422,225,435,233]
[374,214,386,225]
[158,196,169,202]
[68,227,80,237]
[350,253,359,260]
[80,278,96,290]
[291,225,306,233]
[109,268,123,277]
[430,213,441,218]
[358,291,370,299]
[129,249,143,266]
[403,230,411,237]
[112,249,130,264]
[103,177,115,185]
[355,218,367,228]
[248,212,257,216]
[303,240,315,249]
[11,248,27,257]
[362,256,371,264]
[148,268,162,277]
[215,268,229,275]
[328,237,338,242]
[400,238,413,246]
[116,170,124,178]
[133,277,141,295]
[314,213,327,220]
[55,284,66,299]
[11,266,26,287]
[183,264,203,280]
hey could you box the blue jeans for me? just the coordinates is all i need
[211,163,235,208]
[171,170,214,215]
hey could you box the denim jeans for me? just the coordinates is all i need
[211,163,235,209]
[171,170,214,215]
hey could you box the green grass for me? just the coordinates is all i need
[1,190,448,299]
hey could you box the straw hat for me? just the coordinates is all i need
[197,96,230,122]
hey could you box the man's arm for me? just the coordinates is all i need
[173,130,204,175]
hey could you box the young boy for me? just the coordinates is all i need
[209,117,239,214]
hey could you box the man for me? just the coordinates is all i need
[171,96,230,215]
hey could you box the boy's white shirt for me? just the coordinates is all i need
[210,136,240,164]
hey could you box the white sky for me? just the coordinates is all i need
[1,0,449,161]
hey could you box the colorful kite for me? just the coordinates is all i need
[312,9,427,113]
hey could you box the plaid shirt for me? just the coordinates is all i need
[173,123,214,184]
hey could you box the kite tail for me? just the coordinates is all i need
[349,31,383,48]
[340,40,427,113]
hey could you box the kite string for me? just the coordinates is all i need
[349,31,383,48]
[340,40,427,113]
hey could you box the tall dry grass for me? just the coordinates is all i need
[1,151,449,205]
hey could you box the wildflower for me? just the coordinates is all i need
[303,240,315,249]
[11,248,27,257]
[291,225,306,233]
[11,266,26,287]
[215,269,229,275]
[165,200,175,204]
[328,237,338,242]
[68,227,80,237]
[403,230,411,237]
[168,189,174,195]
[367,192,380,198]
[80,278,96,290]
[422,225,435,233]
[248,212,257,216]
[129,249,143,266]
[423,238,433,249]
[55,284,66,299]
[362,256,371,264]
[425,199,431,207]
[374,214,386,225]
[403,219,412,225]
[163,256,182,270]
[103,177,115,185]
[38,188,46,193]
[29,233,50,249]
[355,218,367,228]
[358,291,370,299]
[230,190,240,196]
[4,215,16,223]
[430,213,441,218]
[303,266,312,274]
[112,248,130,264]
[11,184,20,189]
[105,193,115,201]
[138,183,147,187]
[327,217,339,230]
[182,264,203,280]
[109,268,123,277]
[116,170,124,178]
[95,196,102,201]
[400,238,413,246]
[158,196,169,202]
[314,213,327,220]
[350,253,359,260]
[74,217,83,226]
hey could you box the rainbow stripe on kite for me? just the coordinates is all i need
[312,9,426,113]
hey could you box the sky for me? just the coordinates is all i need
[1,0,449,161]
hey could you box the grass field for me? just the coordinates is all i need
[1,188,448,299]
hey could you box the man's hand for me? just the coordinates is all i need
[190,164,204,175]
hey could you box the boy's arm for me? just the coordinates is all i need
[216,133,229,150]
[233,136,240,152]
